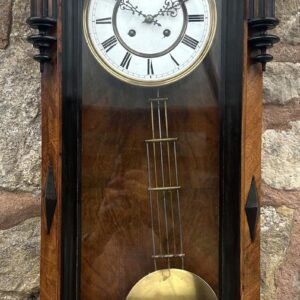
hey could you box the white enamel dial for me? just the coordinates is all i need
[84,0,217,86]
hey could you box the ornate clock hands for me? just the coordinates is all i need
[119,0,162,27]
[142,0,189,27]
[154,0,188,18]
[119,0,146,18]
[146,0,188,26]
[118,0,162,26]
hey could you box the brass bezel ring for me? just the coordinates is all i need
[83,0,217,87]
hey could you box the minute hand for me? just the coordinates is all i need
[153,0,188,18]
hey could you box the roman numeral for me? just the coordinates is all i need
[120,52,132,69]
[96,17,112,24]
[188,14,204,22]
[182,35,199,50]
[147,59,154,75]
[102,35,118,52]
[170,54,179,66]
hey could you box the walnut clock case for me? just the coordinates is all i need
[26,0,279,299]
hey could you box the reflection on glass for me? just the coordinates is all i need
[80,1,222,298]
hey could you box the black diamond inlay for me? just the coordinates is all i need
[44,166,57,234]
[245,177,259,242]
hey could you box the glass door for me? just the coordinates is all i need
[80,1,222,298]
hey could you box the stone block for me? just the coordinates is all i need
[10,0,32,40]
[263,101,300,130]
[261,186,300,300]
[0,217,40,299]
[0,40,41,191]
[0,0,40,192]
[262,121,300,190]
[0,191,40,230]
[261,205,294,300]
[264,62,300,105]
[275,0,300,45]
[0,0,13,49]
[269,44,300,63]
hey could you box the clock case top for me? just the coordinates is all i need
[37,0,261,299]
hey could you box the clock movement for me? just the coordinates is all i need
[27,0,279,299]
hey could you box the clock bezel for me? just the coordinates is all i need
[83,0,217,87]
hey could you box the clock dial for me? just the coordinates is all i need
[84,0,217,86]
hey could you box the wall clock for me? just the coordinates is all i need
[26,0,279,299]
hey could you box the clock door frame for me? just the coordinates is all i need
[39,0,261,299]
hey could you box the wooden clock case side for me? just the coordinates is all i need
[217,1,261,299]
[32,1,63,300]
[36,0,81,298]
[240,15,262,300]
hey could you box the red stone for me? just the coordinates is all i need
[0,191,40,230]
[262,184,300,300]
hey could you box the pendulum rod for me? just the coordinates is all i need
[145,92,185,270]
[174,139,184,269]
[150,100,163,260]
[157,99,171,268]
[146,143,157,270]
[164,99,177,256]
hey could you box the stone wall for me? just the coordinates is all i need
[0,0,298,299]
[261,1,300,298]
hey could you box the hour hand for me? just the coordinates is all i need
[119,0,146,18]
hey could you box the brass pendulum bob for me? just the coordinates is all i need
[126,268,217,300]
